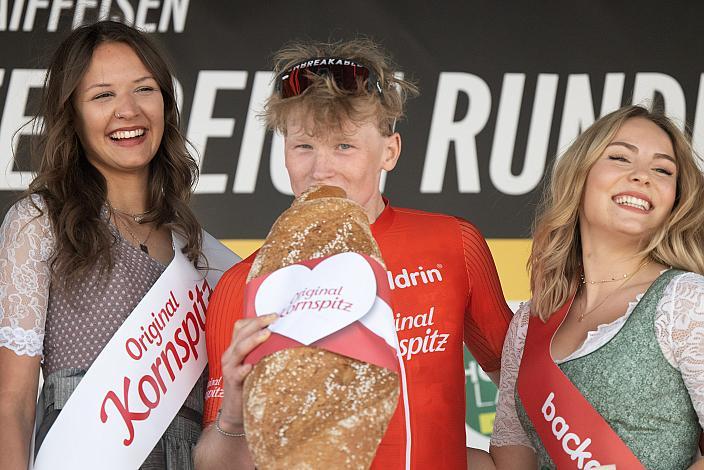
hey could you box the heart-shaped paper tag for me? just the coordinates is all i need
[254,252,377,345]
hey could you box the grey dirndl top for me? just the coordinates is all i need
[0,196,202,470]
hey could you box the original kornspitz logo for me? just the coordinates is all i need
[395,307,449,360]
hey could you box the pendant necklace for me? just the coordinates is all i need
[113,212,155,254]
[109,204,150,223]
[577,259,651,322]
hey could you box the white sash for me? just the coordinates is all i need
[32,231,240,470]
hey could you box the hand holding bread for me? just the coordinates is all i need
[242,185,400,470]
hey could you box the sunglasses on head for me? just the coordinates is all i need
[275,58,383,98]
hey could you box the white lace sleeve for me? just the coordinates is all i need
[491,302,534,449]
[0,195,54,356]
[655,272,704,429]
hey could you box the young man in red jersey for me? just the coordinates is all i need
[195,39,513,470]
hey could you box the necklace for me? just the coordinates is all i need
[109,205,150,223]
[113,213,155,254]
[577,258,651,322]
[581,271,630,284]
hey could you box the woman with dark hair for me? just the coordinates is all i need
[0,21,237,469]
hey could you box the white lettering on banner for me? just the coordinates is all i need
[5,0,26,27]
[541,392,603,469]
[22,0,48,31]
[0,1,6,29]
[5,69,704,193]
[0,68,44,190]
[158,0,189,31]
[421,72,489,193]
[135,0,160,32]
[633,73,686,130]
[692,74,704,169]
[387,265,443,290]
[114,0,135,24]
[8,0,23,30]
[269,130,293,194]
[47,0,71,31]
[489,73,558,195]
[72,0,99,29]
[233,71,275,193]
[0,0,189,32]
[187,70,247,194]
[556,73,624,153]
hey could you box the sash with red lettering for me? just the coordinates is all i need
[243,252,399,371]
[31,232,240,470]
[517,298,645,469]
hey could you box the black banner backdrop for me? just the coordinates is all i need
[3,0,704,448]
[2,1,704,240]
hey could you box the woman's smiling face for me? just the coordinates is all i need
[580,116,678,241]
[73,41,164,181]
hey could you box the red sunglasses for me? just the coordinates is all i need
[276,58,383,98]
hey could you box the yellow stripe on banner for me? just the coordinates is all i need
[478,412,496,434]
[221,240,263,259]
[486,239,531,301]
[220,238,532,301]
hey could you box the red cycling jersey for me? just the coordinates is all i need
[203,202,512,470]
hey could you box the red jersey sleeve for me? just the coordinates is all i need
[456,218,513,372]
[202,258,253,426]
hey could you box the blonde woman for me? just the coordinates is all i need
[487,105,704,469]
